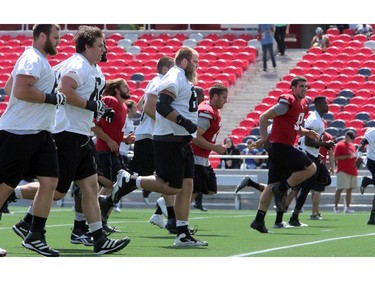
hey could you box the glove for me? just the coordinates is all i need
[44,91,67,107]
[176,115,197,134]
[85,100,106,116]
[102,107,115,123]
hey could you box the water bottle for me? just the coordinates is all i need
[221,160,225,170]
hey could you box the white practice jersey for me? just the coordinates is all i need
[0,47,57,132]
[134,73,163,139]
[298,110,325,157]
[53,53,105,135]
[364,127,375,161]
[153,66,198,137]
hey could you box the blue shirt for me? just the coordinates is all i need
[259,24,274,45]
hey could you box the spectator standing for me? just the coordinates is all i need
[274,24,289,56]
[311,27,330,52]
[258,24,277,71]
[0,24,65,257]
[333,130,359,213]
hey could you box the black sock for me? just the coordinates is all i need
[30,216,47,233]
[255,210,266,222]
[24,212,33,224]
[74,220,86,229]
[291,212,299,220]
[274,211,284,224]
[247,177,261,191]
[167,206,175,219]
[106,196,114,205]
[92,229,103,242]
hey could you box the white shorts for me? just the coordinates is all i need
[336,171,358,190]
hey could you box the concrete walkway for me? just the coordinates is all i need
[217,48,308,145]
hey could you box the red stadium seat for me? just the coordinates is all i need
[232,38,247,47]
[343,104,359,113]
[276,80,290,90]
[239,118,258,128]
[231,126,249,138]
[349,96,366,105]
[355,89,372,98]
[214,38,231,47]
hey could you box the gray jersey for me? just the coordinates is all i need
[153,66,198,137]
[53,53,105,136]
[0,47,57,132]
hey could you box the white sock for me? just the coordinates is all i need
[75,212,86,221]
[89,221,102,233]
[176,220,188,227]
[14,187,23,199]
[136,177,142,188]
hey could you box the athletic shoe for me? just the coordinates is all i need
[194,203,208,211]
[103,223,120,236]
[333,207,340,213]
[12,219,30,240]
[250,220,268,233]
[165,218,198,235]
[22,231,59,257]
[70,225,93,246]
[344,208,355,214]
[287,218,308,227]
[173,233,208,247]
[272,183,285,212]
[149,214,166,229]
[235,176,250,193]
[93,235,131,255]
[273,221,294,228]
[310,214,323,220]
[113,207,121,213]
[156,197,168,217]
[367,213,375,225]
[360,176,372,195]
[0,247,6,257]
[111,169,138,204]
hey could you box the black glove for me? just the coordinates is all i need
[176,115,197,134]
[85,100,106,116]
[102,107,115,123]
[44,91,67,107]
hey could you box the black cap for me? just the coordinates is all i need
[345,130,355,140]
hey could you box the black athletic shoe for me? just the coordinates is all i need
[287,218,308,227]
[272,183,285,211]
[22,231,59,257]
[194,203,208,211]
[93,234,130,255]
[368,213,375,225]
[12,219,31,240]
[111,169,138,204]
[360,176,372,194]
[102,223,120,236]
[250,220,268,233]
[165,218,198,235]
[235,176,250,193]
[70,224,93,246]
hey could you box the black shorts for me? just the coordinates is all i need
[96,151,124,182]
[0,130,59,188]
[128,138,155,176]
[53,131,97,194]
[193,164,217,195]
[268,142,313,184]
[153,139,194,189]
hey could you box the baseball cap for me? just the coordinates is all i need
[315,27,323,35]
[345,130,355,140]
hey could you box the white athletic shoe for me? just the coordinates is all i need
[174,233,208,247]
[156,197,168,217]
[149,214,166,229]
[0,247,7,257]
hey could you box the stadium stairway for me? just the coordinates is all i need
[217,48,308,145]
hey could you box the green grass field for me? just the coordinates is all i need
[1,206,375,258]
